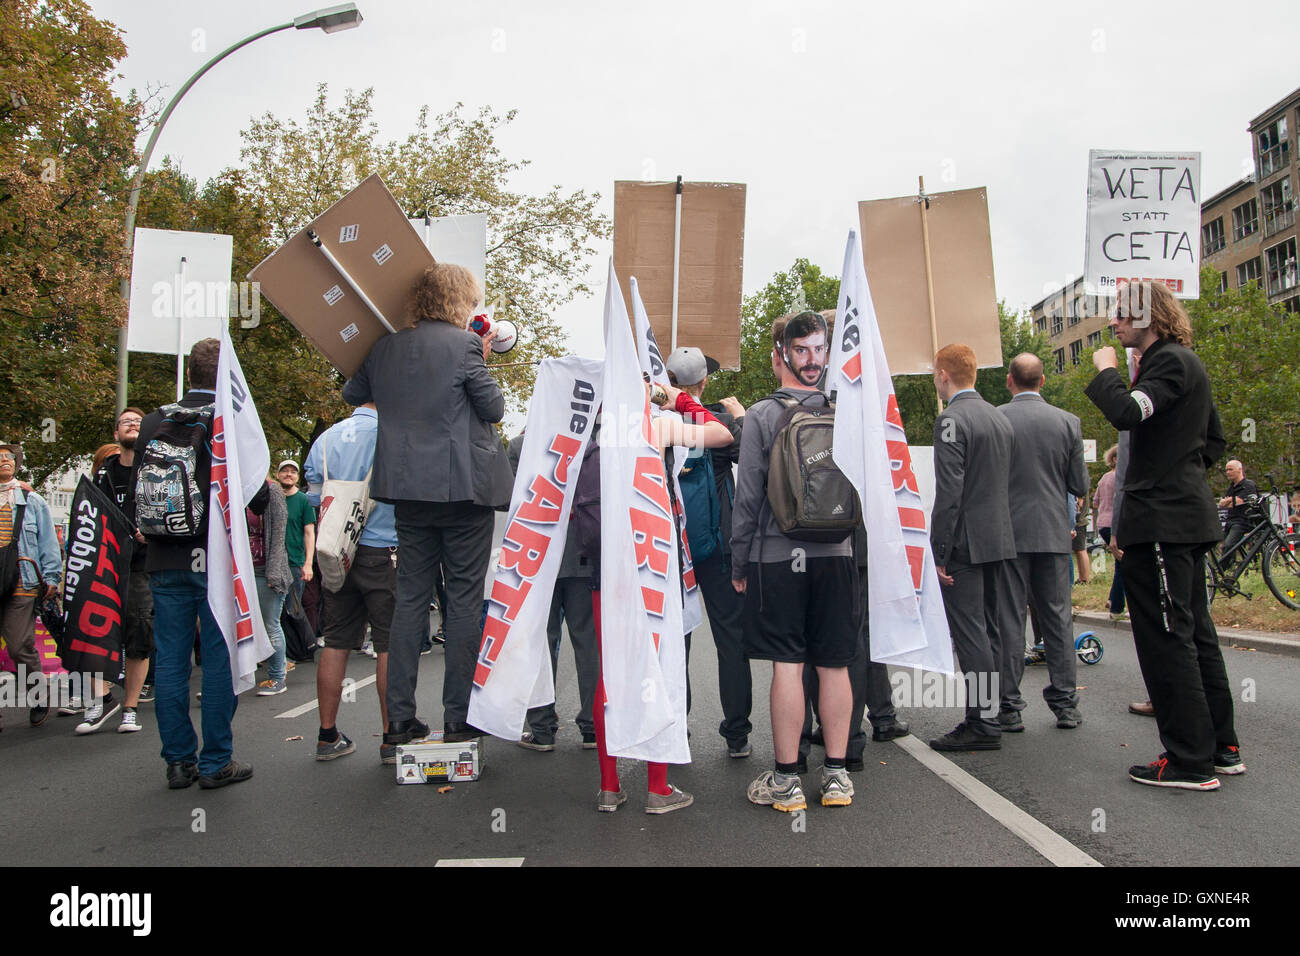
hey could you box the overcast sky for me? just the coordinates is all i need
[93,0,1300,357]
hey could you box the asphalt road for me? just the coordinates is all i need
[2,612,1296,868]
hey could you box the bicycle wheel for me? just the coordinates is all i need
[1262,537,1300,611]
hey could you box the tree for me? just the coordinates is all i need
[0,0,144,484]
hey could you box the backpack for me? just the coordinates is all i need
[135,402,214,538]
[765,392,861,543]
[678,449,721,563]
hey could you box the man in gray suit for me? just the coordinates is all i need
[996,353,1089,732]
[342,264,514,748]
[929,344,1017,751]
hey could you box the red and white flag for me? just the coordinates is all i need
[829,230,955,675]
[600,262,689,763]
[469,356,603,740]
[208,325,273,694]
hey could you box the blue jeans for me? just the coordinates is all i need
[150,569,237,775]
[255,571,288,681]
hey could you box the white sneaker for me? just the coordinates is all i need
[117,710,142,733]
[57,696,84,717]
[75,698,122,735]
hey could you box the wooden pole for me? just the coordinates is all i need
[919,175,943,414]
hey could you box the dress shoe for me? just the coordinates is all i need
[383,717,431,746]
[166,762,199,789]
[929,721,1001,752]
[872,719,911,742]
[197,760,253,789]
[997,710,1025,733]
[443,722,485,743]
[1129,700,1155,717]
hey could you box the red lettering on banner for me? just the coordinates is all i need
[886,394,904,429]
[905,544,926,592]
[549,433,582,484]
[93,541,121,590]
[632,455,671,517]
[898,507,926,531]
[499,520,551,579]
[641,586,665,617]
[69,638,119,662]
[78,601,120,638]
[474,612,512,685]
[232,561,254,642]
[629,507,672,576]
[516,473,564,524]
[90,579,121,607]
[99,516,122,558]
[842,352,862,383]
[490,576,531,622]
[887,439,920,495]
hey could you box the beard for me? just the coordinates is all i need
[118,435,136,451]
[797,364,823,384]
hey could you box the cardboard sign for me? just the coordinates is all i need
[248,175,436,377]
[408,213,488,296]
[1084,150,1201,299]
[613,180,746,370]
[127,228,233,355]
[1083,439,1097,463]
[858,187,1002,374]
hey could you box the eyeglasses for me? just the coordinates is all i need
[117,417,143,427]
[0,452,15,461]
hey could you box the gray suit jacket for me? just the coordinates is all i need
[931,390,1017,566]
[998,392,1088,553]
[342,320,513,507]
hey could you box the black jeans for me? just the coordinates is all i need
[693,550,752,745]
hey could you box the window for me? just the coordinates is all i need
[1258,116,1290,178]
[1266,236,1298,296]
[1034,314,1047,333]
[1233,198,1259,240]
[1281,295,1300,314]
[1202,218,1225,255]
[1051,311,1063,336]
[1237,257,1263,287]
[1087,330,1102,348]
[1054,348,1065,374]
[1220,271,1229,293]
[1069,339,1083,365]
[1261,176,1294,237]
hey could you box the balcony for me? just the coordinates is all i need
[1264,205,1296,238]
[1258,143,1290,179]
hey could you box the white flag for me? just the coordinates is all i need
[599,261,689,763]
[469,356,603,740]
[207,326,274,695]
[829,230,955,675]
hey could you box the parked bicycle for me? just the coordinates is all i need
[1206,473,1300,610]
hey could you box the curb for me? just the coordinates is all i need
[1073,610,1300,660]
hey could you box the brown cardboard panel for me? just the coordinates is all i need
[858,186,1002,375]
[248,174,437,378]
[613,181,746,369]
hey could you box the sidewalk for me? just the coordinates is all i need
[1074,609,1300,659]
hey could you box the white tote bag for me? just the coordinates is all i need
[314,433,376,592]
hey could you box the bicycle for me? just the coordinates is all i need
[1205,473,1300,611]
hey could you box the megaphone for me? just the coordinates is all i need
[468,309,519,354]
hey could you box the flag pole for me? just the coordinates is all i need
[917,176,943,415]
[175,256,188,401]
[670,175,683,351]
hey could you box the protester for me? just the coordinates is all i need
[1093,444,1127,622]
[92,443,120,476]
[1217,460,1258,565]
[1086,280,1241,789]
[276,459,314,668]
[995,353,1088,732]
[249,477,291,696]
[305,402,399,762]
[132,338,254,789]
[732,310,859,811]
[0,441,61,727]
[929,343,1016,752]
[342,263,513,752]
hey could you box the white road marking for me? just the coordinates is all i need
[893,734,1102,867]
[435,858,525,867]
[274,674,377,719]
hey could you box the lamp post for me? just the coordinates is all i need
[115,3,363,412]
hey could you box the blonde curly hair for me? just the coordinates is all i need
[409,263,481,329]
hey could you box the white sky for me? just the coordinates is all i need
[93,0,1300,357]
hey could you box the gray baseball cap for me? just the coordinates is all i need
[664,347,720,387]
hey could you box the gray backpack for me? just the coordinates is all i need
[765,392,861,543]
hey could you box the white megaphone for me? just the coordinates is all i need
[467,306,519,354]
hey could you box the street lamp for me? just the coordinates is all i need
[115,4,364,412]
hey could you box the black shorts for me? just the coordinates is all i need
[743,556,860,667]
[320,546,397,653]
[123,570,154,660]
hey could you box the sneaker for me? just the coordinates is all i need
[581,733,598,750]
[29,705,49,727]
[871,720,911,742]
[380,743,397,765]
[117,710,142,733]
[166,762,199,789]
[1055,707,1083,730]
[285,661,296,673]
[518,733,555,752]
[137,684,154,703]
[929,721,1001,752]
[75,697,121,735]
[419,640,434,656]
[1108,611,1128,622]
[645,785,693,814]
[57,696,84,716]
[1128,754,1219,791]
[198,760,254,789]
[359,640,378,659]
[596,790,627,813]
[256,678,287,697]
[1213,746,1246,776]
[727,738,752,759]
[997,710,1025,733]
[820,766,855,807]
[747,770,806,812]
[316,733,356,761]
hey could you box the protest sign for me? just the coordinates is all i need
[408,213,488,294]
[127,228,233,356]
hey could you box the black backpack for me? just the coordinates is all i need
[765,392,861,543]
[135,403,214,537]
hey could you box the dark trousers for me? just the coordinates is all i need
[388,501,494,726]
[1122,542,1238,775]
[1100,527,1126,614]
[694,550,752,745]
[526,576,599,741]
[940,556,1002,736]
[997,552,1077,713]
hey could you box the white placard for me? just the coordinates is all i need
[408,213,488,294]
[127,228,234,354]
[1084,150,1201,299]
[1082,439,1098,462]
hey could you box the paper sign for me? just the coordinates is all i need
[339,224,359,243]
[127,228,233,355]
[1084,150,1201,299]
[408,213,489,295]
[1083,439,1097,462]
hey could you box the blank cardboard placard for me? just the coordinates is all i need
[248,174,436,378]
[127,228,233,355]
[408,214,488,295]
[613,181,746,370]
[858,187,1002,374]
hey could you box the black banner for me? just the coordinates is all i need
[58,476,132,684]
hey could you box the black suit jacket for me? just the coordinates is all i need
[1085,338,1225,548]
[931,390,1017,566]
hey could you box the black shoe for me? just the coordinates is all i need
[197,760,253,789]
[727,738,751,759]
[167,762,199,789]
[430,627,446,646]
[1213,746,1246,776]
[443,722,485,743]
[29,705,49,727]
[1128,754,1219,790]
[872,719,911,742]
[929,722,1001,752]
[997,710,1025,733]
[581,733,598,750]
[383,717,431,747]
